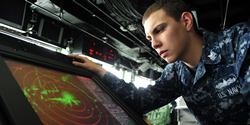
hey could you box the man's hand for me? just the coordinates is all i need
[67,55,107,79]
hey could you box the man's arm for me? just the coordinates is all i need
[67,55,107,79]
[67,55,180,114]
[231,22,250,105]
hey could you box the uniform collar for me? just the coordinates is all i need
[178,28,221,86]
[178,28,221,69]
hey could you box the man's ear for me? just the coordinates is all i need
[181,12,193,32]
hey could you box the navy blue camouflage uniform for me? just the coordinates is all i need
[103,22,250,125]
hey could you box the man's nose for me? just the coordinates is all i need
[152,38,162,49]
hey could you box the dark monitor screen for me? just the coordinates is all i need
[0,0,26,30]
[3,58,136,125]
[38,19,64,44]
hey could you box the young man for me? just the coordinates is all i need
[68,0,250,124]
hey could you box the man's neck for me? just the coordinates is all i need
[182,33,203,68]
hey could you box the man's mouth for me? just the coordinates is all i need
[159,50,168,57]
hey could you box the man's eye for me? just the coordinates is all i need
[156,29,162,33]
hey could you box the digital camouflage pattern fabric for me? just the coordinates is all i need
[103,22,250,125]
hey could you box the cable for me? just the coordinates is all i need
[125,0,142,19]
[75,0,166,65]
[104,0,132,21]
[222,0,229,30]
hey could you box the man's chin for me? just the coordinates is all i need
[164,57,176,64]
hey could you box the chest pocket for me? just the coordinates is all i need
[207,63,250,119]
[210,63,243,101]
[207,72,250,120]
[211,73,242,101]
[193,64,249,122]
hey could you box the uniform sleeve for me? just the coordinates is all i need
[102,63,181,114]
[231,22,250,105]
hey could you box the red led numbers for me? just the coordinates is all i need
[87,39,115,64]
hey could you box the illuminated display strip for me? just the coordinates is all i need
[79,54,113,68]
[0,23,72,55]
[0,23,61,52]
[0,23,26,33]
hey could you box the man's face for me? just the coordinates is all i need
[144,9,190,63]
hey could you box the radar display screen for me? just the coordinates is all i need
[4,58,136,125]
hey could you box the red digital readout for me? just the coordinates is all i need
[88,50,114,61]
[87,39,115,64]
[108,56,113,60]
[88,49,114,60]
[89,40,96,48]
[89,49,94,55]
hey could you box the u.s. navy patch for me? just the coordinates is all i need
[212,74,242,99]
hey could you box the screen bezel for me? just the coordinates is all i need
[0,1,27,30]
[0,42,147,125]
[37,18,64,44]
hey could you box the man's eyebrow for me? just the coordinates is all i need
[153,23,166,32]
[146,24,159,37]
[145,23,166,40]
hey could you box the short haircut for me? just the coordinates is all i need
[142,0,200,35]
